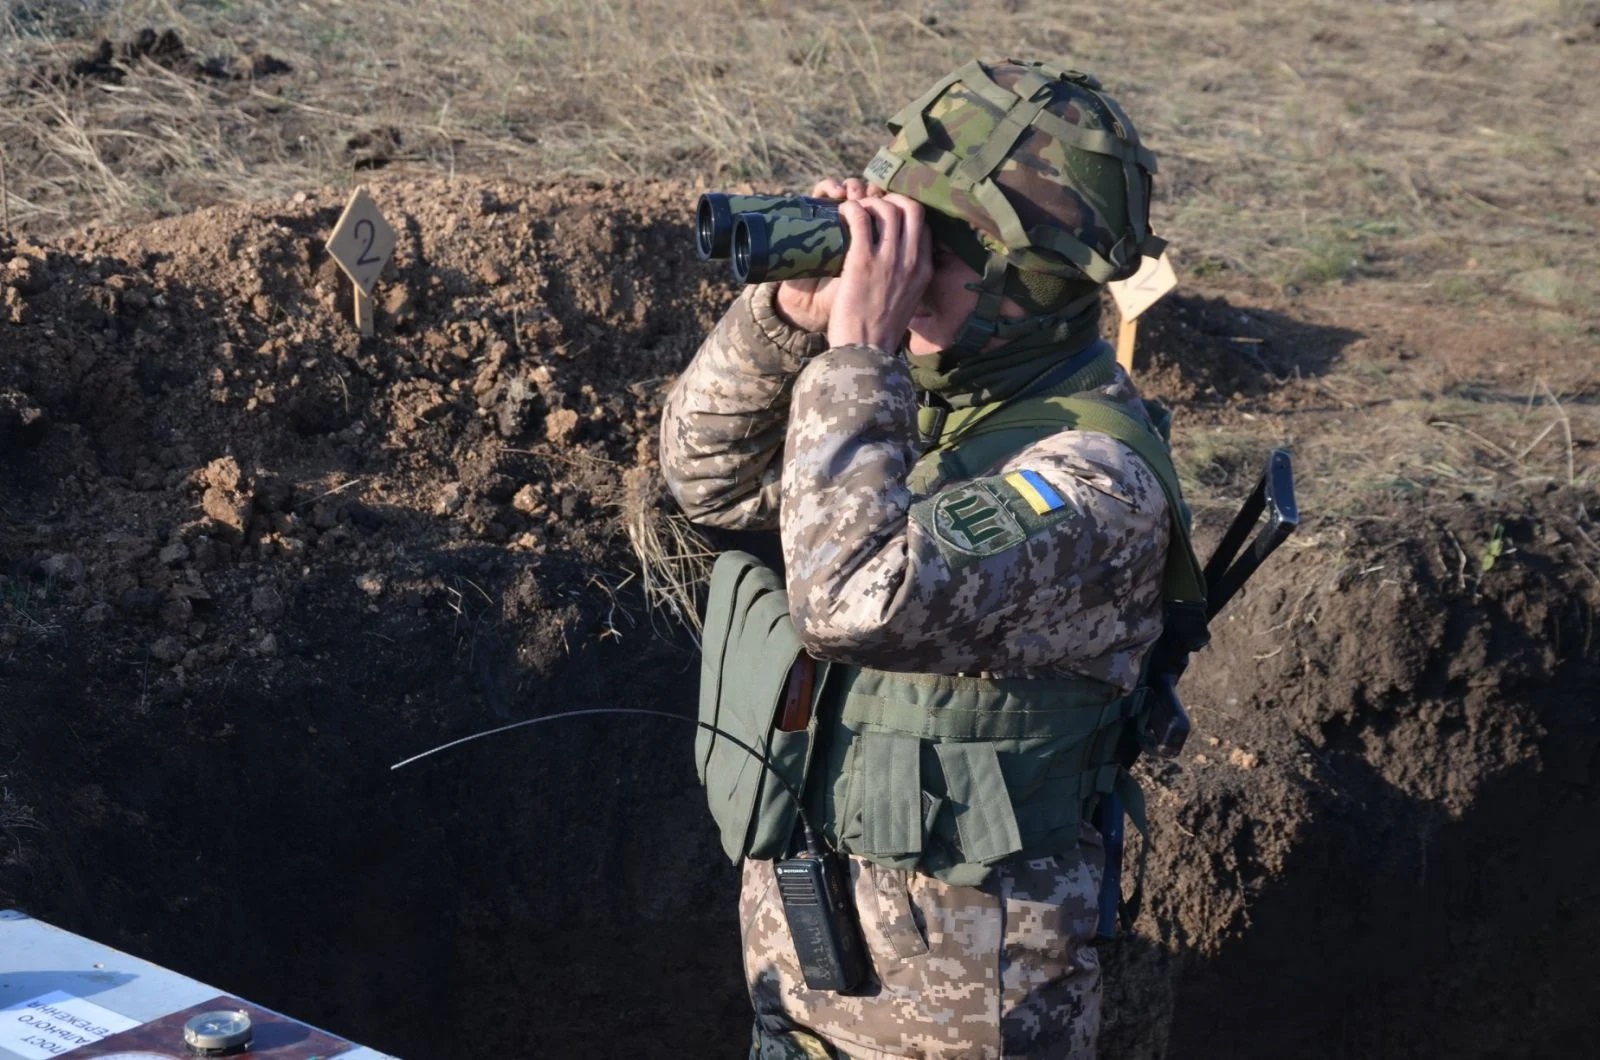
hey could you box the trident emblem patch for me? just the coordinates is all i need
[929,483,1026,556]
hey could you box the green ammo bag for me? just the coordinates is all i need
[696,550,830,863]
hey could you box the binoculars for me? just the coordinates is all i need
[695,193,848,284]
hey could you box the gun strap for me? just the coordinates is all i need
[1114,768,1151,931]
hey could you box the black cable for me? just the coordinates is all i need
[390,707,825,857]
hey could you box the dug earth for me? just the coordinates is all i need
[1,178,1595,1058]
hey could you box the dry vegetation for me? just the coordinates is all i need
[3,0,1598,304]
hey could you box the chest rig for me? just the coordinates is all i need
[696,350,1204,885]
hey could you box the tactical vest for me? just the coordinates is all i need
[697,348,1204,885]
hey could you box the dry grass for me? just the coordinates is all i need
[0,573,63,652]
[2,0,1597,312]
[0,776,38,840]
[1172,367,1600,599]
[621,466,714,637]
[1278,379,1599,517]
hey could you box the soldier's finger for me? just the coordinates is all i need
[882,195,926,263]
[836,200,877,266]
[907,200,935,278]
[854,196,902,252]
[809,178,847,200]
[883,193,924,231]
[841,178,871,201]
[913,219,934,286]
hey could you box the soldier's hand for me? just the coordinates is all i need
[774,178,883,334]
[826,193,933,353]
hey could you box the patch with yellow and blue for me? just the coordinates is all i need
[912,468,1083,565]
[1004,469,1070,516]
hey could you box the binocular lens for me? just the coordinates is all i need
[731,215,761,284]
[696,194,731,260]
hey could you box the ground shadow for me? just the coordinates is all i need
[1129,291,1363,403]
[0,531,748,1058]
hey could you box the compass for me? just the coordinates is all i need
[181,1009,253,1056]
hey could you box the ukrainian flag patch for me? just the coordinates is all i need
[1004,469,1068,516]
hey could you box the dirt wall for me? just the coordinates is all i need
[2,179,1596,1057]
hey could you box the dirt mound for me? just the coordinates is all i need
[36,27,292,86]
[1,178,1596,1058]
[1112,490,1600,1058]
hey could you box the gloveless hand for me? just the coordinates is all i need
[825,193,934,352]
[774,178,882,334]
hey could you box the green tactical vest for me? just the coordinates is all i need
[696,348,1204,885]
[803,352,1205,885]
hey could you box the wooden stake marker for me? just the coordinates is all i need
[326,186,396,337]
[1107,251,1178,374]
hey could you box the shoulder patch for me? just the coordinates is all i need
[928,482,1027,556]
[1004,469,1074,516]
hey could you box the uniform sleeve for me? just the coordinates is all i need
[780,343,1169,691]
[659,283,828,530]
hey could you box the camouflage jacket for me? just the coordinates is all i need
[660,283,1168,692]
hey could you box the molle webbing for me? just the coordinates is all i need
[837,667,1123,739]
[821,666,1129,885]
[924,209,1094,318]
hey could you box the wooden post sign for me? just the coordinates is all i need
[1107,251,1178,374]
[325,187,396,337]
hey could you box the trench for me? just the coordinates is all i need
[6,505,1599,1058]
[2,185,1597,1058]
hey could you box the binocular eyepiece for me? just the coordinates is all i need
[696,193,850,285]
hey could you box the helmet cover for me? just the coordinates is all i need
[864,58,1162,297]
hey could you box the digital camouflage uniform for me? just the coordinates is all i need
[659,282,1169,1059]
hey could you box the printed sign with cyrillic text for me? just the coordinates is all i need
[0,990,139,1059]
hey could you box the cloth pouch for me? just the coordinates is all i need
[697,550,829,862]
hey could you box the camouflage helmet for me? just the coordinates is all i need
[864,59,1164,373]
[863,59,1164,331]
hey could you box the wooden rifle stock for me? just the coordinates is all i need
[778,655,816,732]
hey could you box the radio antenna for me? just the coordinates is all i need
[391,707,825,855]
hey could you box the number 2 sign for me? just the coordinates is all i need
[1107,251,1178,373]
[326,187,396,336]
[1107,252,1177,324]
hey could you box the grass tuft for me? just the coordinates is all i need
[621,465,714,638]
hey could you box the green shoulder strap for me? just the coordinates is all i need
[915,391,1206,608]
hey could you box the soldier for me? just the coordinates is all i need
[662,59,1192,1059]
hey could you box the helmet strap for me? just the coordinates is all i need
[950,254,1012,358]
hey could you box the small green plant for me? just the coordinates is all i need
[1439,275,1486,306]
[1479,522,1507,572]
[1286,231,1365,288]
[1176,431,1263,495]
